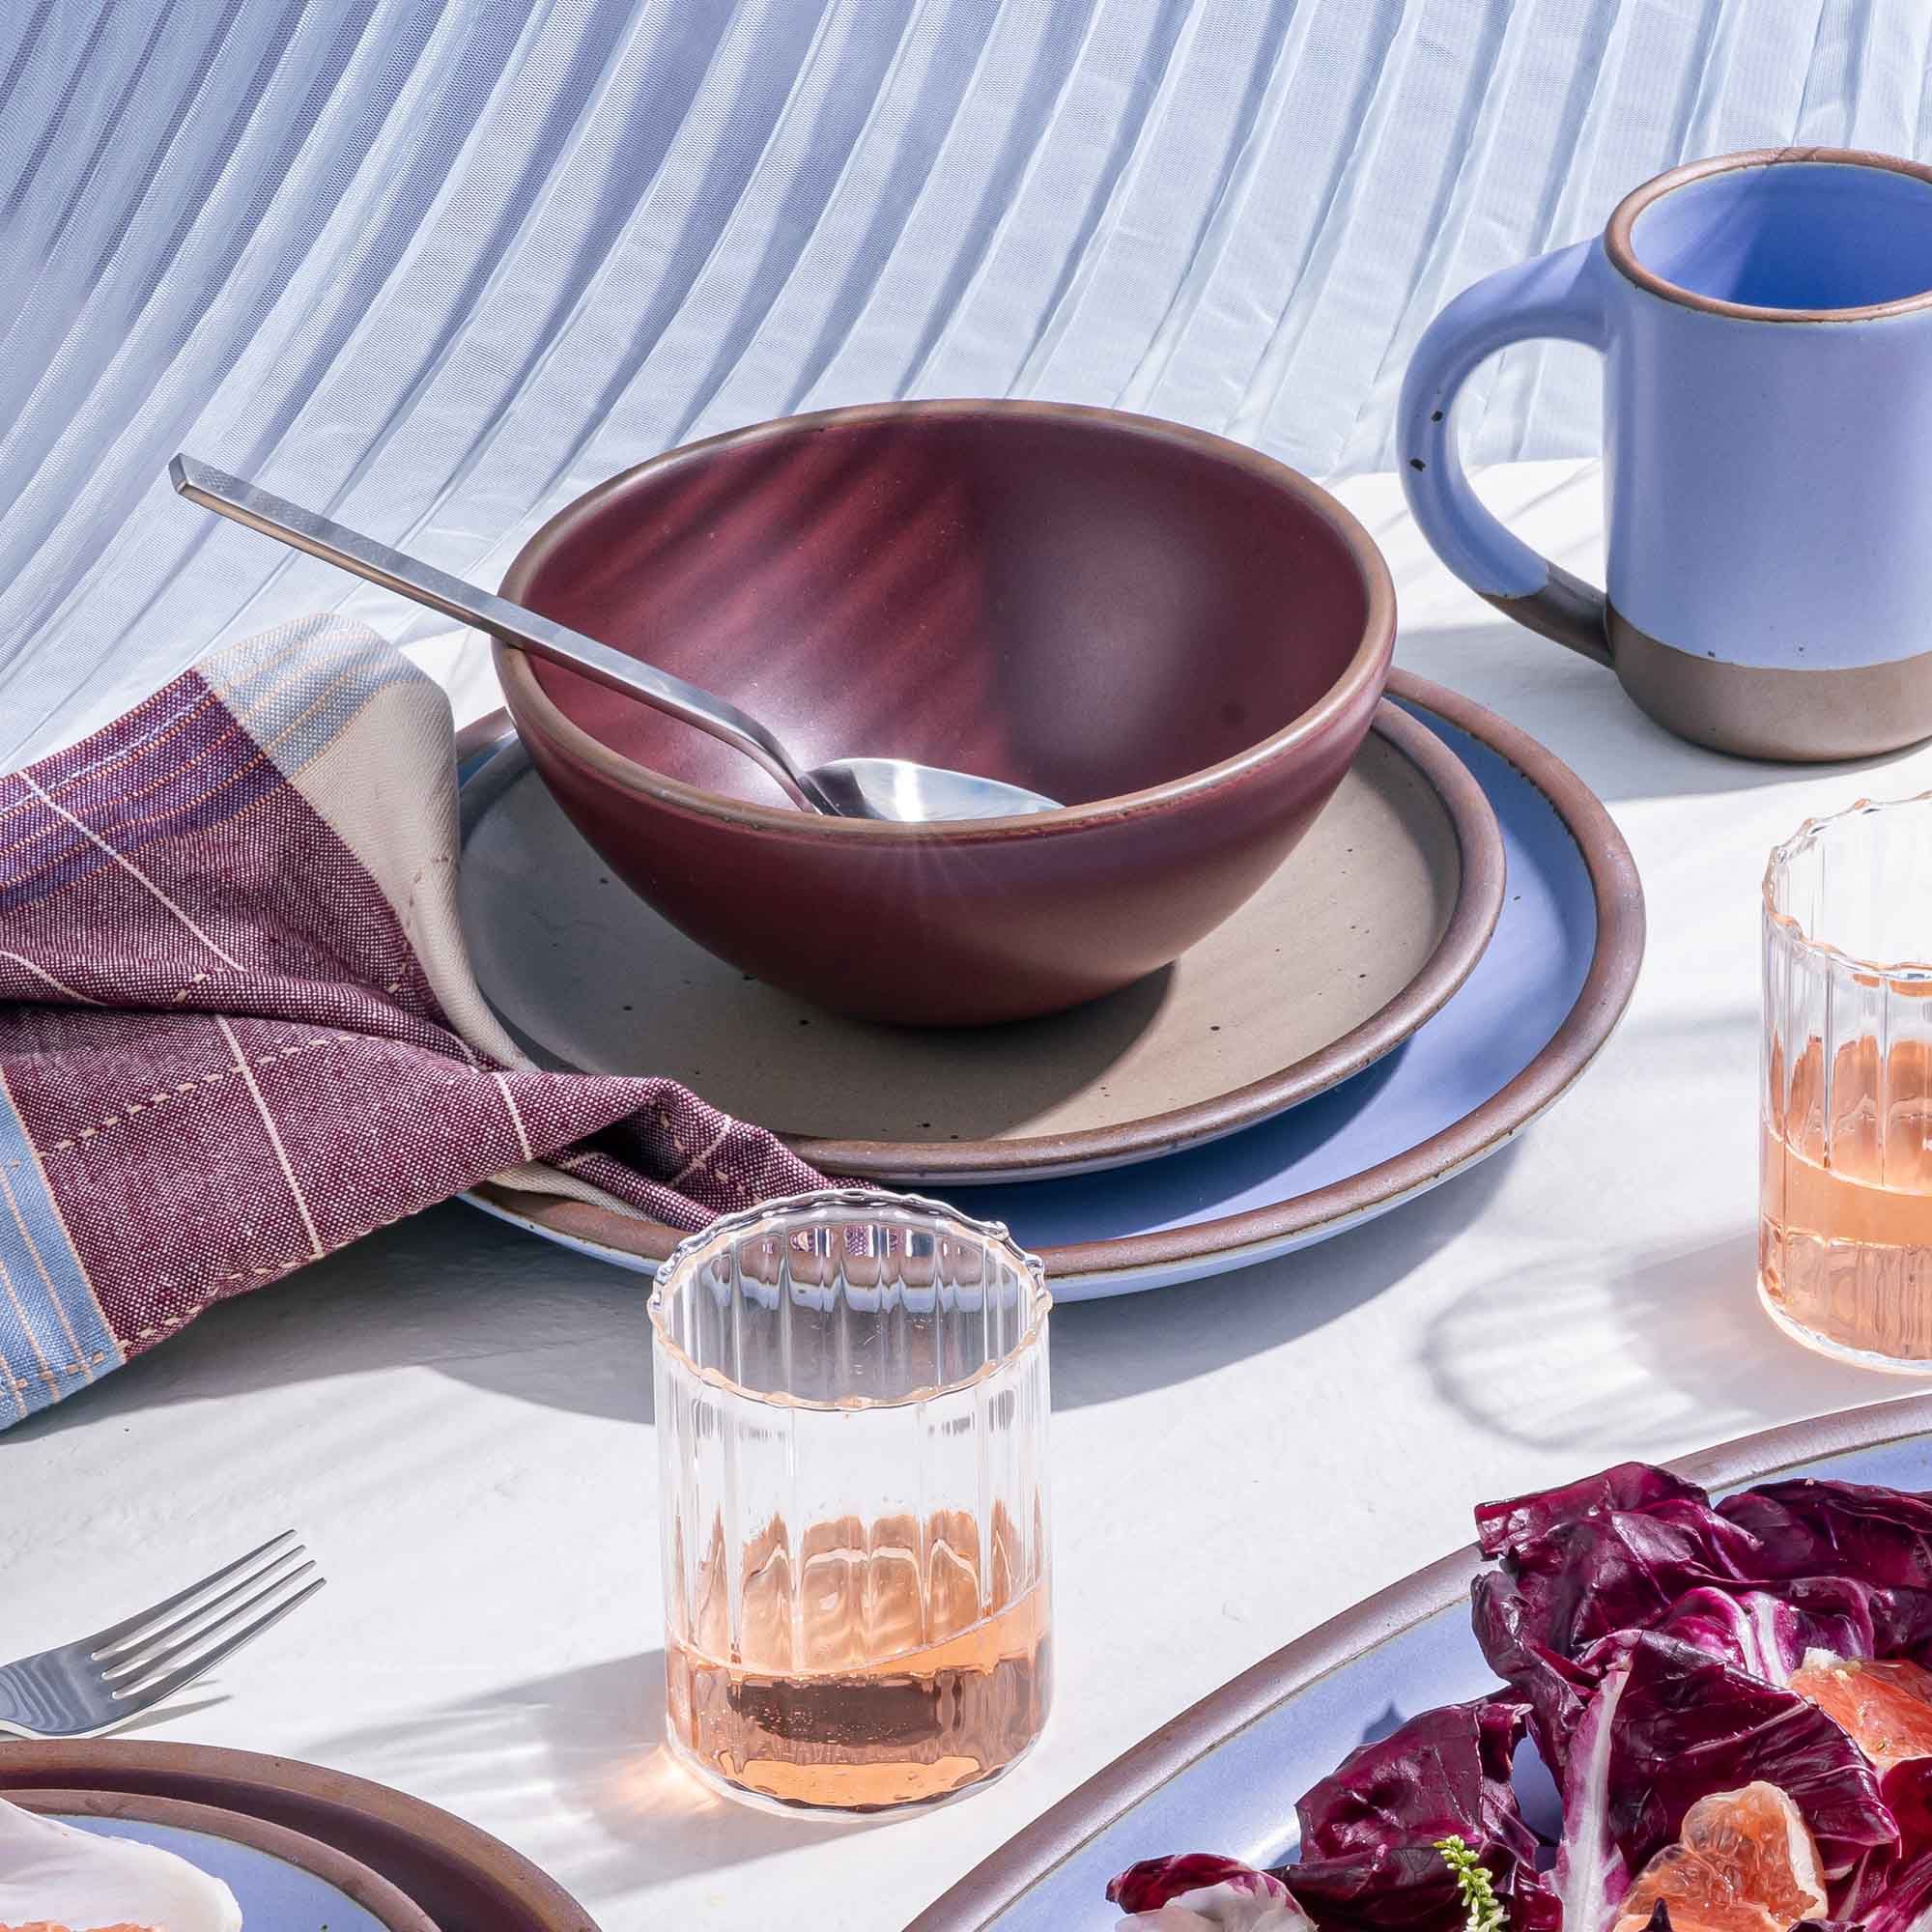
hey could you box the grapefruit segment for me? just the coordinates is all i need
[1610,1783,1826,1932]
[1791,1650,1932,1773]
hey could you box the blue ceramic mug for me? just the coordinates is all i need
[1400,148,1932,761]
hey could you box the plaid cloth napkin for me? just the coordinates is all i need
[0,616,829,1429]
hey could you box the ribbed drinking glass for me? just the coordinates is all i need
[1762,795,1932,1368]
[651,1187,1051,1815]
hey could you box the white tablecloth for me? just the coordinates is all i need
[8,460,1929,1932]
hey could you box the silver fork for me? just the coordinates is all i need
[0,1530,325,1738]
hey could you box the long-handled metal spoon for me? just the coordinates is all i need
[169,456,1060,824]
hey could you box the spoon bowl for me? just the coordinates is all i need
[806,756,1059,823]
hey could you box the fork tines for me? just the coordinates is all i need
[90,1528,326,1707]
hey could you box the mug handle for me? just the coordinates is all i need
[1398,238,1613,667]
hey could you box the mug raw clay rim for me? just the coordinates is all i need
[1604,144,1932,326]
[496,397,1397,843]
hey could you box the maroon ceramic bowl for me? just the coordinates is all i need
[497,401,1395,1027]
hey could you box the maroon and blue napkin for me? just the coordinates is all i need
[0,616,827,1428]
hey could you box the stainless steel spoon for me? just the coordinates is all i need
[169,456,1061,824]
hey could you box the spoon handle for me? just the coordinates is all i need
[168,455,835,815]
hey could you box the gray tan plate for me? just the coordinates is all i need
[457,697,1505,1183]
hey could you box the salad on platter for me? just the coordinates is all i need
[1112,1463,1932,1932]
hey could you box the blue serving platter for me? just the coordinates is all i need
[908,1395,1932,1929]
[454,669,1642,1296]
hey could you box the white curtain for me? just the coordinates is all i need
[4,0,1926,763]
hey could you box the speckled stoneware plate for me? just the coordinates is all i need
[906,1394,1932,1930]
[457,691,1506,1184]
[13,1788,435,1931]
[0,1744,600,1930]
[456,670,1643,1298]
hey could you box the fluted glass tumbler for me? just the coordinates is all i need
[650,1188,1052,1816]
[1761,796,1932,1369]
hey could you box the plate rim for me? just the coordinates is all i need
[12,1785,438,1931]
[457,694,1508,1183]
[905,1390,1932,1930]
[455,666,1644,1282]
[0,1741,600,1931]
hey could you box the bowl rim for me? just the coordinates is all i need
[494,398,1398,840]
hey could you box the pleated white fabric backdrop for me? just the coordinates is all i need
[3,0,1928,763]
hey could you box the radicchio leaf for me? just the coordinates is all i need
[1832,1756,1932,1919]
[1295,1699,1540,1865]
[1868,1588,1932,1661]
[1886,1758,1932,1853]
[1283,1699,1556,1932]
[1596,1633,1895,1879]
[1719,1482,1932,1591]
[1109,1856,1310,1927]
[1705,1483,1932,1657]
[1473,1467,1932,1787]
[1855,1843,1932,1932]
[1474,1480,1765,1671]
[1288,1845,1499,1931]
[1550,1652,1633,1932]
[1648,1584,1876,1689]
[1472,1570,1598,1780]
[1476,1466,1714,1559]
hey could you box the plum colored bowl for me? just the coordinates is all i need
[496,400,1395,1027]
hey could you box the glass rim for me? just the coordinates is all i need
[1764,789,1932,980]
[647,1185,1051,1412]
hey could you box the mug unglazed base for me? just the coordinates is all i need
[1609,611,1932,762]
